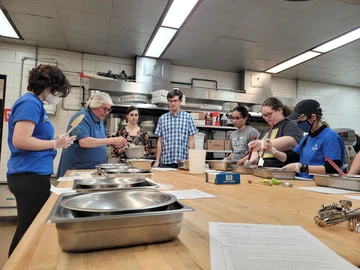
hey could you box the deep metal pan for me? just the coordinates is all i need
[207,160,236,171]
[253,167,295,179]
[232,165,255,174]
[73,179,159,192]
[314,174,360,191]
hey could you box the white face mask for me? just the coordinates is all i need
[45,93,61,105]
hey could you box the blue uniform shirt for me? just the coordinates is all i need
[7,93,56,175]
[155,110,197,164]
[56,108,107,178]
[293,127,345,167]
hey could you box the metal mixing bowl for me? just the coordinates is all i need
[124,145,145,159]
[60,190,177,217]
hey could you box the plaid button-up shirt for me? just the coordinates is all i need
[155,110,197,164]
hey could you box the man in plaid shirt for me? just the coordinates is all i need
[153,89,197,168]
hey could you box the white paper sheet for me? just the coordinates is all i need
[209,222,357,270]
[298,186,360,194]
[163,189,215,199]
[344,195,360,201]
[50,185,75,195]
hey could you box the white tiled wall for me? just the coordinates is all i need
[1,41,360,179]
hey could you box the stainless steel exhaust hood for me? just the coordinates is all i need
[89,57,273,106]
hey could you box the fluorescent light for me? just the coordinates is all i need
[266,51,321,74]
[145,27,177,58]
[0,9,19,39]
[162,0,199,28]
[313,27,360,53]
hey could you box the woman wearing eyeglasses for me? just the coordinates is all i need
[113,106,151,158]
[223,106,260,165]
[248,97,303,167]
[56,92,128,177]
[262,99,345,174]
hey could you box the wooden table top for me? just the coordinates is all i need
[4,170,360,269]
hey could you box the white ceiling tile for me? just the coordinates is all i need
[85,1,112,17]
[110,17,136,32]
[28,4,59,18]
[201,0,258,16]
[58,9,86,24]
[308,1,360,20]
[112,0,142,9]
[290,13,344,32]
[85,15,110,28]
[111,5,139,21]
[28,0,56,7]
[133,20,157,34]
[234,17,284,34]
[55,0,85,12]
[1,0,31,13]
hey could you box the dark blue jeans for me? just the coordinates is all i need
[159,163,178,168]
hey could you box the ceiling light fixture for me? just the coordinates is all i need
[0,8,21,39]
[313,26,360,53]
[266,51,321,73]
[143,0,202,58]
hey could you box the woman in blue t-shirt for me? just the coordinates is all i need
[7,65,76,257]
[262,99,345,174]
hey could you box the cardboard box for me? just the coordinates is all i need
[224,140,230,150]
[194,119,206,125]
[206,172,240,185]
[206,140,224,150]
[190,112,205,120]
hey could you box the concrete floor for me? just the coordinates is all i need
[0,217,16,269]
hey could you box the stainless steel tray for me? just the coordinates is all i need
[207,160,235,171]
[47,193,194,252]
[232,165,255,174]
[314,174,360,191]
[177,159,189,170]
[253,167,295,179]
[127,159,154,170]
[104,168,150,174]
[73,179,159,192]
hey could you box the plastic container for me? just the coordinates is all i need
[211,112,220,126]
[189,149,206,174]
[194,133,206,149]
[220,114,228,126]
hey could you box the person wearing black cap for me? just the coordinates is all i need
[262,99,345,174]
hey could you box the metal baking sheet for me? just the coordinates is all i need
[95,163,131,169]
[207,160,236,171]
[73,179,159,192]
[314,174,360,191]
[232,165,255,175]
[253,167,295,179]
[47,193,194,252]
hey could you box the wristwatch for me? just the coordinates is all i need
[300,163,309,173]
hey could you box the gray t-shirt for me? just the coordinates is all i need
[229,126,260,161]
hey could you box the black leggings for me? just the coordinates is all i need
[7,173,50,257]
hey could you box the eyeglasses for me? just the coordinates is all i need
[101,107,112,113]
[262,111,276,119]
[168,99,180,103]
[231,116,244,120]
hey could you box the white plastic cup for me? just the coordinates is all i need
[189,149,206,174]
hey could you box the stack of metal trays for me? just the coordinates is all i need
[47,191,194,252]
[126,159,154,170]
[207,160,236,171]
[314,174,360,191]
[73,177,159,192]
[232,165,255,174]
[253,167,295,179]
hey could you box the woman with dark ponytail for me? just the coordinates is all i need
[248,97,303,167]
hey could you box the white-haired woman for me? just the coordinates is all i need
[56,92,127,177]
